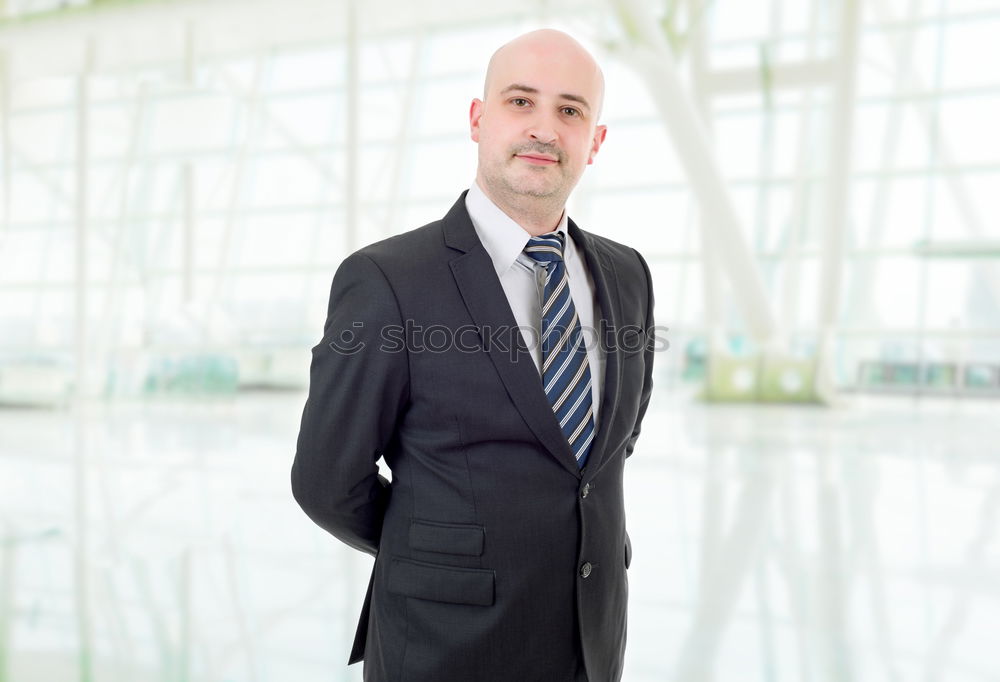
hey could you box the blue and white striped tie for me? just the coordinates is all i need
[524,232,595,468]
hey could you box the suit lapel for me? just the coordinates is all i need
[443,194,626,476]
[444,194,583,478]
[568,219,623,475]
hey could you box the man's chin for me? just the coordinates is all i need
[511,186,560,200]
[506,175,562,198]
[483,170,566,202]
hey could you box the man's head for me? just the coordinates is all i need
[469,29,606,223]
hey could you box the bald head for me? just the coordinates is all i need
[483,29,605,121]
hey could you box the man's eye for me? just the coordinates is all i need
[512,98,530,107]
[562,107,581,117]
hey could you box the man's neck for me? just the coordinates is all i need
[475,178,565,236]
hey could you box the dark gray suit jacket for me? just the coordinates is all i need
[292,192,655,681]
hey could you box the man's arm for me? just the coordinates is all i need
[291,252,410,556]
[625,249,655,458]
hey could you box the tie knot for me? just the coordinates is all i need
[524,232,565,265]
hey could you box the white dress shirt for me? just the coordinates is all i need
[465,180,604,427]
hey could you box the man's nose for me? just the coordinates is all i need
[526,115,557,144]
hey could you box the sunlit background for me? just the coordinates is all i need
[1,0,998,680]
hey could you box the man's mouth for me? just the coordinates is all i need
[515,153,559,165]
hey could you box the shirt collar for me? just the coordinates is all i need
[465,180,570,278]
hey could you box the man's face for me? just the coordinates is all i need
[469,38,606,209]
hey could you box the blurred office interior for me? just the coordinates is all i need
[0,0,999,680]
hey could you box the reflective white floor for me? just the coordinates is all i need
[1,391,998,681]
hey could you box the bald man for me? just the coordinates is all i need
[293,30,655,681]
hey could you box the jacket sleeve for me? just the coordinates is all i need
[291,252,410,556]
[625,248,655,458]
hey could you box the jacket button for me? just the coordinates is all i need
[581,483,591,499]
[580,561,592,578]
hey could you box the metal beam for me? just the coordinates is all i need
[779,0,825,337]
[0,48,9,241]
[73,36,96,682]
[382,27,424,240]
[914,240,1000,258]
[703,59,837,95]
[815,0,862,402]
[74,38,93,399]
[687,0,727,356]
[610,0,781,347]
[345,0,359,251]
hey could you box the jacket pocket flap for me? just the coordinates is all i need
[388,557,494,606]
[409,519,484,556]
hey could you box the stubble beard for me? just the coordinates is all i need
[479,146,577,219]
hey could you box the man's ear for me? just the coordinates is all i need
[469,98,484,142]
[587,124,607,165]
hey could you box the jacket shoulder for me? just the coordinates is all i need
[577,228,649,273]
[349,219,447,272]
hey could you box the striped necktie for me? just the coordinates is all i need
[524,232,595,468]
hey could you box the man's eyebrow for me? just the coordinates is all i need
[500,83,539,97]
[499,84,591,111]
